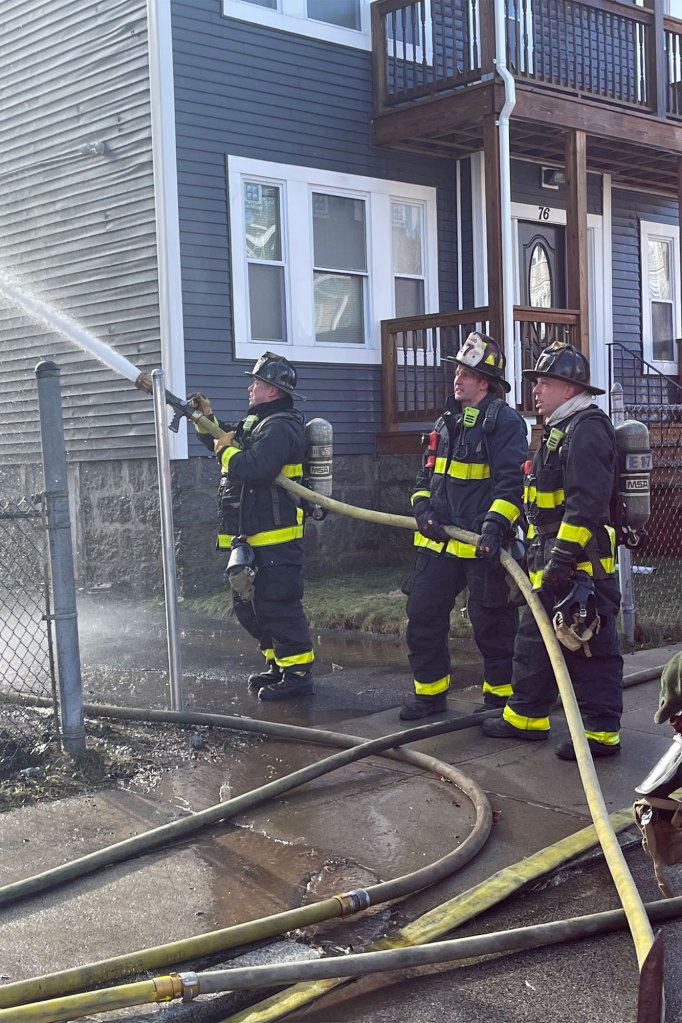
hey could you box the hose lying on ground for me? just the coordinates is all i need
[0,809,649,1023]
[276,476,656,971]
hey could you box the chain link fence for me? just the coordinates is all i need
[610,342,682,646]
[0,495,58,775]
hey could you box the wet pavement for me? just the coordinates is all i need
[2,595,682,1023]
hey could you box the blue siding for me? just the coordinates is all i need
[172,0,458,455]
[511,160,602,215]
[611,187,679,395]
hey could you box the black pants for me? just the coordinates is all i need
[405,550,518,694]
[233,541,314,670]
[507,576,623,732]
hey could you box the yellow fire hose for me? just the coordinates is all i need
[186,410,656,969]
[0,811,646,1023]
[0,413,656,1021]
[275,474,656,971]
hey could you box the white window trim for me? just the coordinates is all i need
[223,0,372,50]
[223,0,432,56]
[228,155,439,365]
[640,219,681,377]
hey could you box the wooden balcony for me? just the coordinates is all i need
[379,306,580,445]
[371,0,682,191]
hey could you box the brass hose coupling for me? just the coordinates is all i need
[334,888,371,917]
[152,973,184,1002]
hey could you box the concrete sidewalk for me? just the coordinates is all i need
[1,627,682,1023]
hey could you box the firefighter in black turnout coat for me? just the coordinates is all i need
[400,333,529,720]
[192,353,314,701]
[483,342,623,759]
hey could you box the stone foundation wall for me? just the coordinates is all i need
[2,452,423,598]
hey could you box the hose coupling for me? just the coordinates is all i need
[152,973,184,1002]
[335,888,371,917]
[135,371,153,394]
[179,971,200,1002]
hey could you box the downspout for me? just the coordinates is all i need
[493,0,517,397]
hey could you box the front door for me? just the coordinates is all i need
[517,221,567,408]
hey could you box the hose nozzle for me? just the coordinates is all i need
[135,371,153,394]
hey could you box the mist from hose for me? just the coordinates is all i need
[0,274,141,383]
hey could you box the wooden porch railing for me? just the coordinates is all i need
[380,306,580,430]
[373,0,679,118]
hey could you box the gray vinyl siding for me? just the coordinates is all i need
[0,0,158,464]
[172,0,458,456]
[611,187,680,397]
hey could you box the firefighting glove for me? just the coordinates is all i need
[413,500,450,544]
[188,392,213,416]
[475,520,505,563]
[541,545,576,596]
[552,571,601,657]
[214,430,237,455]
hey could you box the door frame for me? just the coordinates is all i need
[470,156,612,407]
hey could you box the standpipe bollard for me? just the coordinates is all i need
[151,369,184,711]
[34,361,85,757]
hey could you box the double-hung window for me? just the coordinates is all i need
[640,220,680,376]
[229,156,438,364]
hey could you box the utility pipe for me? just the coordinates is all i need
[34,361,85,757]
[493,0,517,395]
[151,369,184,711]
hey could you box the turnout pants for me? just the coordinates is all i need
[405,550,518,697]
[233,540,314,672]
[507,576,623,733]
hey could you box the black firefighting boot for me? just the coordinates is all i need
[258,668,314,701]
[481,716,549,741]
[399,694,447,721]
[555,737,621,761]
[247,660,282,691]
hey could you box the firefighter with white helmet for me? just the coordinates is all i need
[400,332,528,720]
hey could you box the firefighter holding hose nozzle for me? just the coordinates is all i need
[400,333,529,721]
[190,353,315,701]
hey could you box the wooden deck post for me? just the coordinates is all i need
[483,113,504,347]
[643,0,667,118]
[565,129,589,357]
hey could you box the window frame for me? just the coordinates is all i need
[228,155,439,365]
[640,219,681,377]
[222,0,432,54]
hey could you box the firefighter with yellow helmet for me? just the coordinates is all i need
[482,341,623,759]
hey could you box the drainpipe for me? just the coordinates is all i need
[493,0,517,397]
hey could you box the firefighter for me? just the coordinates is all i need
[400,332,528,720]
[191,353,314,701]
[482,341,623,759]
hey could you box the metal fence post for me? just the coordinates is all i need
[611,382,636,649]
[151,369,184,711]
[34,361,86,756]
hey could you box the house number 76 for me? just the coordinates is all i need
[538,206,551,220]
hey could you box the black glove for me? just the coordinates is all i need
[552,570,596,624]
[413,501,450,544]
[475,520,506,563]
[541,546,577,595]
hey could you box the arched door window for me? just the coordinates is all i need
[528,243,553,308]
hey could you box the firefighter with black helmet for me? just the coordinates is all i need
[190,352,314,701]
[482,341,623,759]
[400,332,529,720]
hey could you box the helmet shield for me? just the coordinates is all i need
[246,352,304,398]
[444,332,511,393]
[523,341,605,395]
